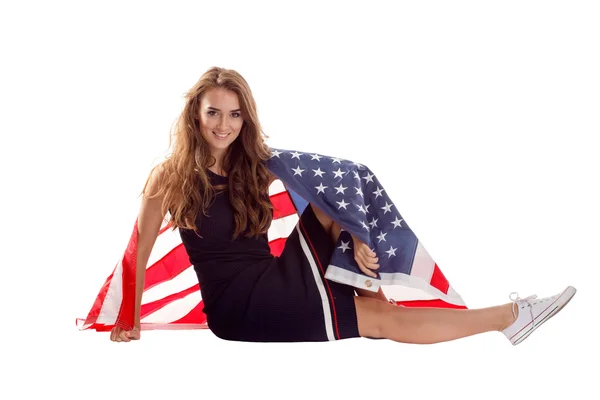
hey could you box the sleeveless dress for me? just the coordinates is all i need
[178,169,360,342]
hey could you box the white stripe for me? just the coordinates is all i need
[142,265,198,304]
[96,260,124,325]
[140,290,203,324]
[379,273,465,306]
[268,180,286,196]
[147,227,183,269]
[380,285,438,302]
[268,213,299,242]
[324,263,381,292]
[324,265,466,307]
[296,225,335,341]
[409,240,435,282]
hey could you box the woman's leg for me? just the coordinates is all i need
[309,203,389,302]
[354,296,516,344]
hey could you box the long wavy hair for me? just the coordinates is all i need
[141,67,274,240]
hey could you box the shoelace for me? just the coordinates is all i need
[509,292,538,329]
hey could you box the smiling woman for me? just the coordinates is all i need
[94,66,576,347]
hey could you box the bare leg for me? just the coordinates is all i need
[354,296,516,344]
[310,204,388,303]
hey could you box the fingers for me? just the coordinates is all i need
[110,327,118,342]
[351,235,380,278]
[354,245,379,278]
[119,330,131,342]
[110,327,136,343]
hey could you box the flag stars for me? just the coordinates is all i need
[391,216,403,229]
[311,154,323,161]
[360,221,370,231]
[331,157,342,164]
[362,172,375,184]
[353,171,361,181]
[368,218,379,229]
[338,240,351,253]
[290,151,302,159]
[381,202,393,214]
[313,167,325,178]
[292,166,305,176]
[334,184,347,194]
[336,199,349,210]
[315,182,328,194]
[356,204,367,214]
[271,150,282,158]
[373,187,384,198]
[355,187,363,197]
[376,231,388,243]
[385,245,397,258]
[332,168,345,179]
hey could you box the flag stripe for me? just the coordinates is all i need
[146,226,184,271]
[429,264,450,295]
[96,260,124,325]
[268,237,287,257]
[271,190,297,219]
[393,299,467,309]
[141,284,200,319]
[141,290,203,324]
[143,265,197,303]
[268,180,286,196]
[267,213,299,242]
[171,301,208,326]
[143,243,192,290]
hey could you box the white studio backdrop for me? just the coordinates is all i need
[1,1,598,399]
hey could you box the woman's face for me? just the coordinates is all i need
[198,87,245,157]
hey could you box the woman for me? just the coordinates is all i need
[110,66,576,344]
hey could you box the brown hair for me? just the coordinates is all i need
[141,66,273,239]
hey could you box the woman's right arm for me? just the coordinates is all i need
[110,166,166,342]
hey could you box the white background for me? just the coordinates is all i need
[1,1,599,399]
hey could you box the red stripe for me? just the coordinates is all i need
[143,244,192,290]
[268,237,287,257]
[171,300,208,325]
[75,319,209,331]
[79,265,118,328]
[429,264,450,295]
[298,216,342,340]
[392,299,467,309]
[115,220,140,331]
[271,191,296,219]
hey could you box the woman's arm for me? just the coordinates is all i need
[133,167,167,329]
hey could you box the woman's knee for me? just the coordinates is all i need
[310,203,334,232]
[354,296,388,339]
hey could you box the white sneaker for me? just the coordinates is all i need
[501,285,576,345]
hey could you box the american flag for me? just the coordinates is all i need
[266,148,466,307]
[77,148,466,333]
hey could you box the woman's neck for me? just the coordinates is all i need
[209,149,228,176]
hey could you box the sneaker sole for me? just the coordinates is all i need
[512,285,577,345]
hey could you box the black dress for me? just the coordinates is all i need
[178,169,360,342]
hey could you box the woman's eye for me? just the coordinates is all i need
[207,111,241,118]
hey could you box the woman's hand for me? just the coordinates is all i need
[351,234,379,278]
[110,326,141,342]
